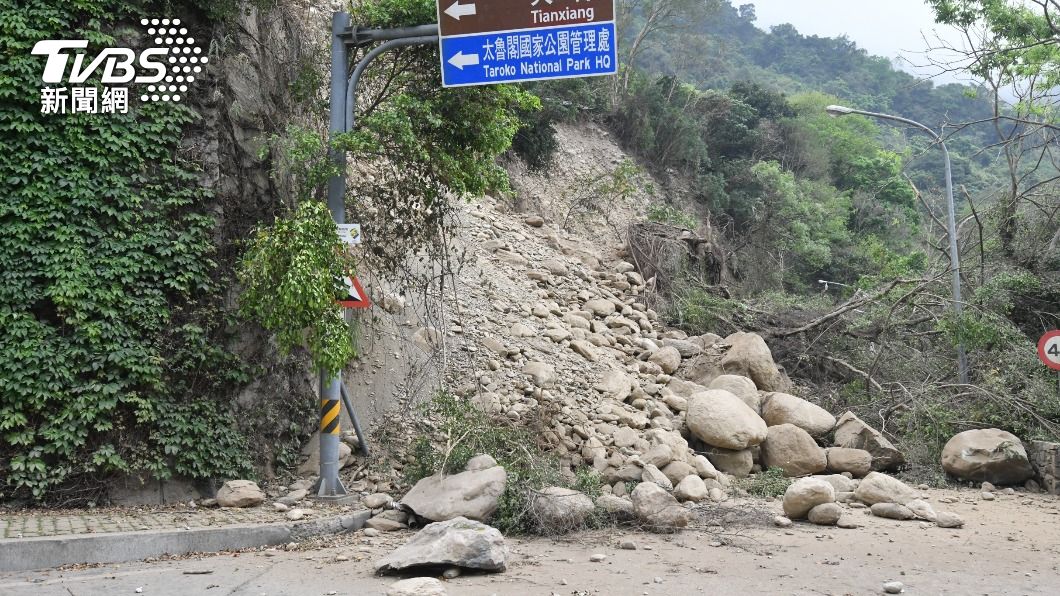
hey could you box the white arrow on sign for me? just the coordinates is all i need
[444,1,477,20]
[448,50,480,70]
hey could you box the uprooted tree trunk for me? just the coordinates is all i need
[626,221,735,295]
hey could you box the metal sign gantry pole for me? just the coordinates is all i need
[315,12,438,501]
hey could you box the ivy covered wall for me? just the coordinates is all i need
[0,0,317,502]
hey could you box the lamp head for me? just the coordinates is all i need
[825,104,855,117]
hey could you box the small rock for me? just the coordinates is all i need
[935,511,965,528]
[631,482,691,531]
[362,528,381,537]
[285,508,305,521]
[363,493,392,509]
[773,516,793,528]
[883,581,904,594]
[783,477,836,519]
[853,472,917,505]
[215,480,265,508]
[531,487,595,533]
[590,554,607,562]
[836,516,860,529]
[387,577,447,596]
[619,540,637,550]
[981,491,995,501]
[807,503,843,526]
[906,499,938,522]
[674,475,708,502]
[442,567,461,579]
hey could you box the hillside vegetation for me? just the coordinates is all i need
[1,0,1057,503]
[519,0,1060,470]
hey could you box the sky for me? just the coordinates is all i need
[748,0,970,83]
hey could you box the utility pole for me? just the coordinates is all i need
[314,12,439,501]
[315,0,618,496]
[826,105,970,385]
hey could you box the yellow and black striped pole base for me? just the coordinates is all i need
[321,399,341,435]
[315,372,349,500]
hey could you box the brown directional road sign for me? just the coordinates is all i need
[438,0,615,37]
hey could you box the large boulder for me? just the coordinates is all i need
[674,475,709,502]
[941,429,1035,485]
[833,411,905,471]
[853,472,917,505]
[708,375,761,412]
[522,361,556,388]
[814,474,858,494]
[595,494,635,520]
[375,517,507,573]
[686,389,768,450]
[704,447,753,477]
[718,332,790,392]
[871,502,915,520]
[631,482,692,531]
[215,480,265,508]
[760,424,827,477]
[400,466,507,522]
[761,393,836,437]
[531,487,595,534]
[649,346,682,374]
[825,447,873,477]
[782,477,835,519]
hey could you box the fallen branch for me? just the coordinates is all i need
[769,278,923,339]
[820,355,887,394]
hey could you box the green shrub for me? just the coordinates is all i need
[512,108,559,172]
[238,200,357,377]
[406,391,604,535]
[647,204,698,229]
[666,283,747,335]
[740,467,792,498]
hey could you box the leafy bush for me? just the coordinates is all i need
[341,0,540,275]
[647,204,698,229]
[406,392,602,535]
[238,200,357,376]
[740,467,792,498]
[666,283,747,335]
[512,108,559,172]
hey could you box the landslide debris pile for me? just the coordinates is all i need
[316,193,1039,538]
[204,184,1044,591]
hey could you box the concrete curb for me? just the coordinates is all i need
[0,510,371,573]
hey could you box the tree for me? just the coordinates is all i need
[927,0,1060,267]
[616,0,720,94]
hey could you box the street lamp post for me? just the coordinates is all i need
[825,105,970,384]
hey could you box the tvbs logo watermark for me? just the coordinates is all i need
[32,18,207,115]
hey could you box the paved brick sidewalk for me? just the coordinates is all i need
[0,506,288,539]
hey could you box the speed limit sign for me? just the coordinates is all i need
[1039,331,1060,371]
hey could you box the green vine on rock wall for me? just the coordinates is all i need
[0,1,250,501]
